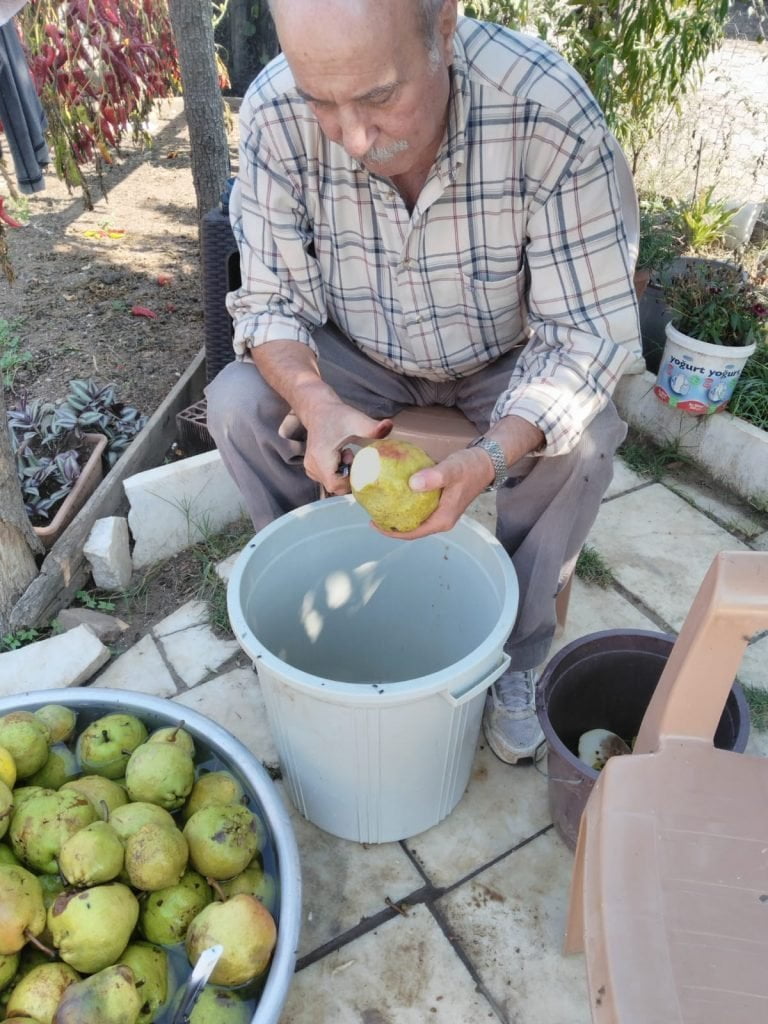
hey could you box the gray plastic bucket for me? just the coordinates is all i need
[536,629,750,851]
[228,495,519,843]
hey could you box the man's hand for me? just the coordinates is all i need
[250,340,393,494]
[373,414,545,541]
[302,401,393,494]
[372,446,495,540]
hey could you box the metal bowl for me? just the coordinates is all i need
[0,687,301,1024]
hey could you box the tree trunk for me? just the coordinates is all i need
[221,0,279,97]
[167,0,231,224]
[0,390,43,633]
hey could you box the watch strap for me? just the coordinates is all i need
[468,436,508,490]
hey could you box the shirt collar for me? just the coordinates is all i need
[437,31,470,183]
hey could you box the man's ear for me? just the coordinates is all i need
[437,0,458,62]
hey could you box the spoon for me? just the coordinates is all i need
[171,944,224,1023]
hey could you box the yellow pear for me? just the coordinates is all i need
[185,893,276,986]
[350,438,440,532]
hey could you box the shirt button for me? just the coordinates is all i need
[414,315,422,324]
[403,258,416,269]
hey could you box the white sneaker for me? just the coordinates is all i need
[482,668,546,764]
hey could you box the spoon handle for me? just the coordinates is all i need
[171,944,224,1024]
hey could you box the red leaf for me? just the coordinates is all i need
[156,273,173,286]
[0,198,23,229]
[131,305,157,319]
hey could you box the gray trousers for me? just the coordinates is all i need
[206,324,627,669]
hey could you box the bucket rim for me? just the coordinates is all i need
[227,495,519,704]
[535,627,751,769]
[535,629,675,781]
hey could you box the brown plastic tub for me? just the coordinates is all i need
[536,629,750,850]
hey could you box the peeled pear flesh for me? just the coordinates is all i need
[577,728,631,771]
[350,439,440,532]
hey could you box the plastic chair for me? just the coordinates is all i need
[564,550,768,1024]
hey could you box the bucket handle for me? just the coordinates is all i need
[442,653,511,708]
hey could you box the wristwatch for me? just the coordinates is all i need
[467,436,508,490]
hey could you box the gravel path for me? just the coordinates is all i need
[639,32,768,204]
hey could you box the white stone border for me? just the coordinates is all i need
[614,370,768,508]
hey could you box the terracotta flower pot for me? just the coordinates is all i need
[34,433,108,550]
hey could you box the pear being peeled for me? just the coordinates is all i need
[350,439,440,532]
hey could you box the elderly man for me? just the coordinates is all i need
[207,0,641,764]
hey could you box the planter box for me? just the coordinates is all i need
[34,433,108,550]
[10,349,206,631]
[614,370,768,507]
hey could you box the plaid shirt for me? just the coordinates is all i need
[228,17,642,456]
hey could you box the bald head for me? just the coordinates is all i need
[269,0,448,51]
[267,0,456,180]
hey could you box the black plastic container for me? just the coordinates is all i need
[201,181,241,385]
[536,629,750,851]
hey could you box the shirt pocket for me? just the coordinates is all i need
[427,266,528,356]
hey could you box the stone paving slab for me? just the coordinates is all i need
[93,634,177,697]
[551,577,658,657]
[157,622,239,687]
[173,666,280,765]
[662,476,766,539]
[437,830,589,1024]
[216,550,241,582]
[587,483,749,632]
[0,624,110,697]
[125,450,246,568]
[407,745,548,890]
[279,791,426,958]
[605,459,646,500]
[280,903,498,1023]
[153,599,210,636]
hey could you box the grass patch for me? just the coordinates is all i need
[743,684,768,733]
[0,318,33,387]
[729,342,768,433]
[575,545,615,588]
[619,435,692,481]
[190,519,254,636]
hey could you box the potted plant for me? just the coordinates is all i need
[636,204,687,371]
[653,262,768,416]
[7,380,147,549]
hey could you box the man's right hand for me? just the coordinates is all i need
[250,339,394,495]
[302,399,393,495]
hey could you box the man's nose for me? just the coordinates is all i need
[338,109,376,160]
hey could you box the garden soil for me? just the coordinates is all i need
[2,26,766,645]
[1,97,243,646]
[1,96,239,420]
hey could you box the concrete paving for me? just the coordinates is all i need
[77,454,767,1023]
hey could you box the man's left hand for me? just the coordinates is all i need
[372,446,496,540]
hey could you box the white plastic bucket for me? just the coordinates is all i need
[227,495,519,843]
[654,322,756,415]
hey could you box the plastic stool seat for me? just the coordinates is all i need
[391,405,476,461]
[565,552,768,1024]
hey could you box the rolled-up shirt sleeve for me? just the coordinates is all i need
[491,127,642,456]
[226,91,327,358]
